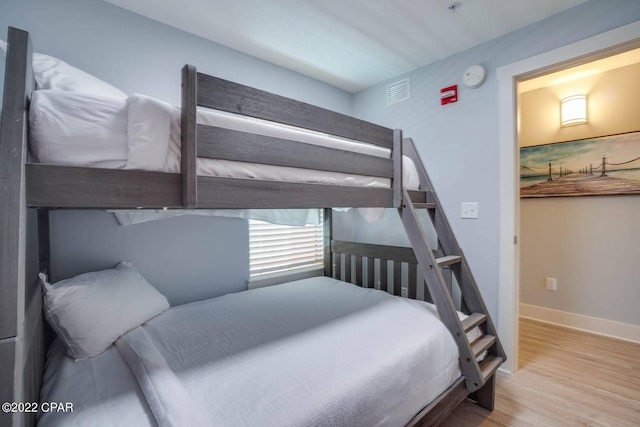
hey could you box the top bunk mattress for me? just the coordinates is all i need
[39,276,464,427]
[29,90,420,190]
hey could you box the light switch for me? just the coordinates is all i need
[461,202,478,219]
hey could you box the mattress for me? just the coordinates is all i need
[38,339,156,427]
[29,90,420,190]
[38,277,474,427]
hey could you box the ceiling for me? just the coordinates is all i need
[104,0,588,93]
[519,47,640,93]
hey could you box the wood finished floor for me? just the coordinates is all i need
[440,318,640,426]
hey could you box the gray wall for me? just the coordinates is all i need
[47,211,249,306]
[339,0,640,322]
[520,197,640,326]
[0,0,351,304]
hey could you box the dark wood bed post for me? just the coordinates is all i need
[37,210,51,278]
[323,208,332,277]
[181,64,197,208]
[0,26,35,427]
[473,373,496,411]
[392,129,403,208]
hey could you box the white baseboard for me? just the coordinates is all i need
[497,367,512,376]
[519,303,640,344]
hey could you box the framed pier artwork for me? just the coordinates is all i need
[520,131,640,198]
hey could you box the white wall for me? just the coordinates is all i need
[0,0,351,304]
[340,1,640,323]
[519,62,640,328]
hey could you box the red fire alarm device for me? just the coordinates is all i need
[440,85,458,105]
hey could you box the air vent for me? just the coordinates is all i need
[386,78,410,105]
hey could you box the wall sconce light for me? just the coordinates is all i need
[561,95,587,127]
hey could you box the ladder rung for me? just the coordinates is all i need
[407,191,427,203]
[413,202,436,210]
[461,313,486,333]
[435,255,461,267]
[471,334,496,357]
[479,355,503,381]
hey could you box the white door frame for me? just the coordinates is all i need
[496,20,640,373]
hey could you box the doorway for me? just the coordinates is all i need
[496,20,640,373]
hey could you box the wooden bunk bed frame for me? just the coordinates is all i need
[0,27,505,427]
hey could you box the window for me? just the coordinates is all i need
[249,210,324,281]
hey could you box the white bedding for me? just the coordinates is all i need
[38,339,156,427]
[29,90,420,190]
[39,277,470,427]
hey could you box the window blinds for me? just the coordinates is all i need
[249,211,324,278]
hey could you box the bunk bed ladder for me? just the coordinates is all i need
[399,138,506,397]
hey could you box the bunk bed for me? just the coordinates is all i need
[0,27,505,427]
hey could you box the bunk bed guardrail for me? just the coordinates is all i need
[181,64,404,209]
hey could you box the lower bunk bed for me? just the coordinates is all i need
[38,274,482,427]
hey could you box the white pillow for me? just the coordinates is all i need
[41,262,169,360]
[0,40,127,99]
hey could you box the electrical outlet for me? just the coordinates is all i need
[545,277,558,291]
[461,202,478,219]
